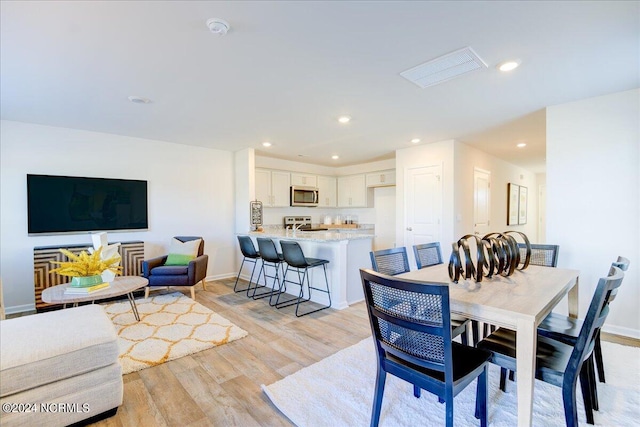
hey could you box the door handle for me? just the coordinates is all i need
[406,227,413,231]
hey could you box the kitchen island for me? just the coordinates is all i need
[240,229,374,309]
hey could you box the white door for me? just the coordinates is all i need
[538,184,546,242]
[405,165,442,250]
[473,168,491,236]
[373,186,396,250]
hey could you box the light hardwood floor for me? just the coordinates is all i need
[9,278,636,426]
[92,278,373,427]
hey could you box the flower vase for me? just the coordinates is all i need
[70,275,104,288]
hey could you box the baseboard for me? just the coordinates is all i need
[602,323,640,340]
[205,272,237,282]
[5,303,36,316]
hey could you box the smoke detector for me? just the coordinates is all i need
[206,18,230,36]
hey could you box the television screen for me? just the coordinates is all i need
[27,174,148,234]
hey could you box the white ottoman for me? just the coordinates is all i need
[0,305,122,427]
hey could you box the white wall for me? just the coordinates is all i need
[396,139,538,265]
[454,141,538,240]
[547,89,639,337]
[0,121,237,314]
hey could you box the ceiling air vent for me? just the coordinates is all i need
[400,47,487,89]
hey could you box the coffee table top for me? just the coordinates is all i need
[42,276,148,304]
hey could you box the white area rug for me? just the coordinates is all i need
[102,292,248,374]
[263,337,640,427]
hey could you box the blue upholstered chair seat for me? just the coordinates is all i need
[150,265,189,276]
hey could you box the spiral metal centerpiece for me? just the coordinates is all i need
[448,231,531,283]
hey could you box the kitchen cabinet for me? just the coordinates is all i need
[366,169,396,187]
[255,169,291,207]
[317,175,337,207]
[338,174,368,207]
[290,173,317,188]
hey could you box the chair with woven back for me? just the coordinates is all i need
[477,263,625,426]
[413,242,444,269]
[360,268,491,427]
[370,246,471,346]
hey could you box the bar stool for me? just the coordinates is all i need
[276,240,331,317]
[254,238,286,302]
[233,235,261,294]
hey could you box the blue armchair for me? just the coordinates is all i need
[142,236,208,300]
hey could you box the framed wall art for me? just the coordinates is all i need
[507,183,519,225]
[518,186,528,225]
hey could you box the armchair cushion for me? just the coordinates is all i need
[165,238,202,266]
[150,266,189,276]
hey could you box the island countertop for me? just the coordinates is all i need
[243,229,374,242]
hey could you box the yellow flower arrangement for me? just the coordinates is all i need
[50,247,123,277]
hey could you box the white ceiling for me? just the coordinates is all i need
[1,1,638,173]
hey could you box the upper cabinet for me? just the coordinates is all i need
[366,169,396,187]
[338,174,369,207]
[255,167,393,208]
[255,169,291,207]
[317,175,337,208]
[290,173,318,188]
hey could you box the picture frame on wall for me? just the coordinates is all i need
[518,186,528,225]
[507,183,519,225]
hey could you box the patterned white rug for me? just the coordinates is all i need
[263,337,640,427]
[102,292,248,374]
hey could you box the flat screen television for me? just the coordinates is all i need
[27,174,148,234]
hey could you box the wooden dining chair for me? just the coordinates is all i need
[477,264,625,426]
[360,268,491,427]
[370,247,471,346]
[519,243,560,267]
[537,256,630,386]
[413,242,444,269]
[498,243,561,385]
[369,247,411,276]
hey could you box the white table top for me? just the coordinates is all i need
[41,276,148,304]
[399,263,580,326]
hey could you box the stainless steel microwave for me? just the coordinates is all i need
[290,186,319,207]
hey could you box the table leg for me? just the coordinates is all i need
[568,277,579,319]
[126,292,140,321]
[516,318,537,427]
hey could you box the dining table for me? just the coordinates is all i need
[398,263,580,427]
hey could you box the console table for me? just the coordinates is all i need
[34,240,144,311]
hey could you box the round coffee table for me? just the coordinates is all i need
[42,276,148,321]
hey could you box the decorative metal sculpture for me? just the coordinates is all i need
[448,231,531,283]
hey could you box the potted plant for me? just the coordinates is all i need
[50,247,123,287]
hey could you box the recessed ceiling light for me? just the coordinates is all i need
[262,142,272,147]
[128,96,151,104]
[331,155,339,160]
[517,142,527,148]
[498,60,521,72]
[206,18,230,36]
[338,116,351,124]
[411,138,421,144]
